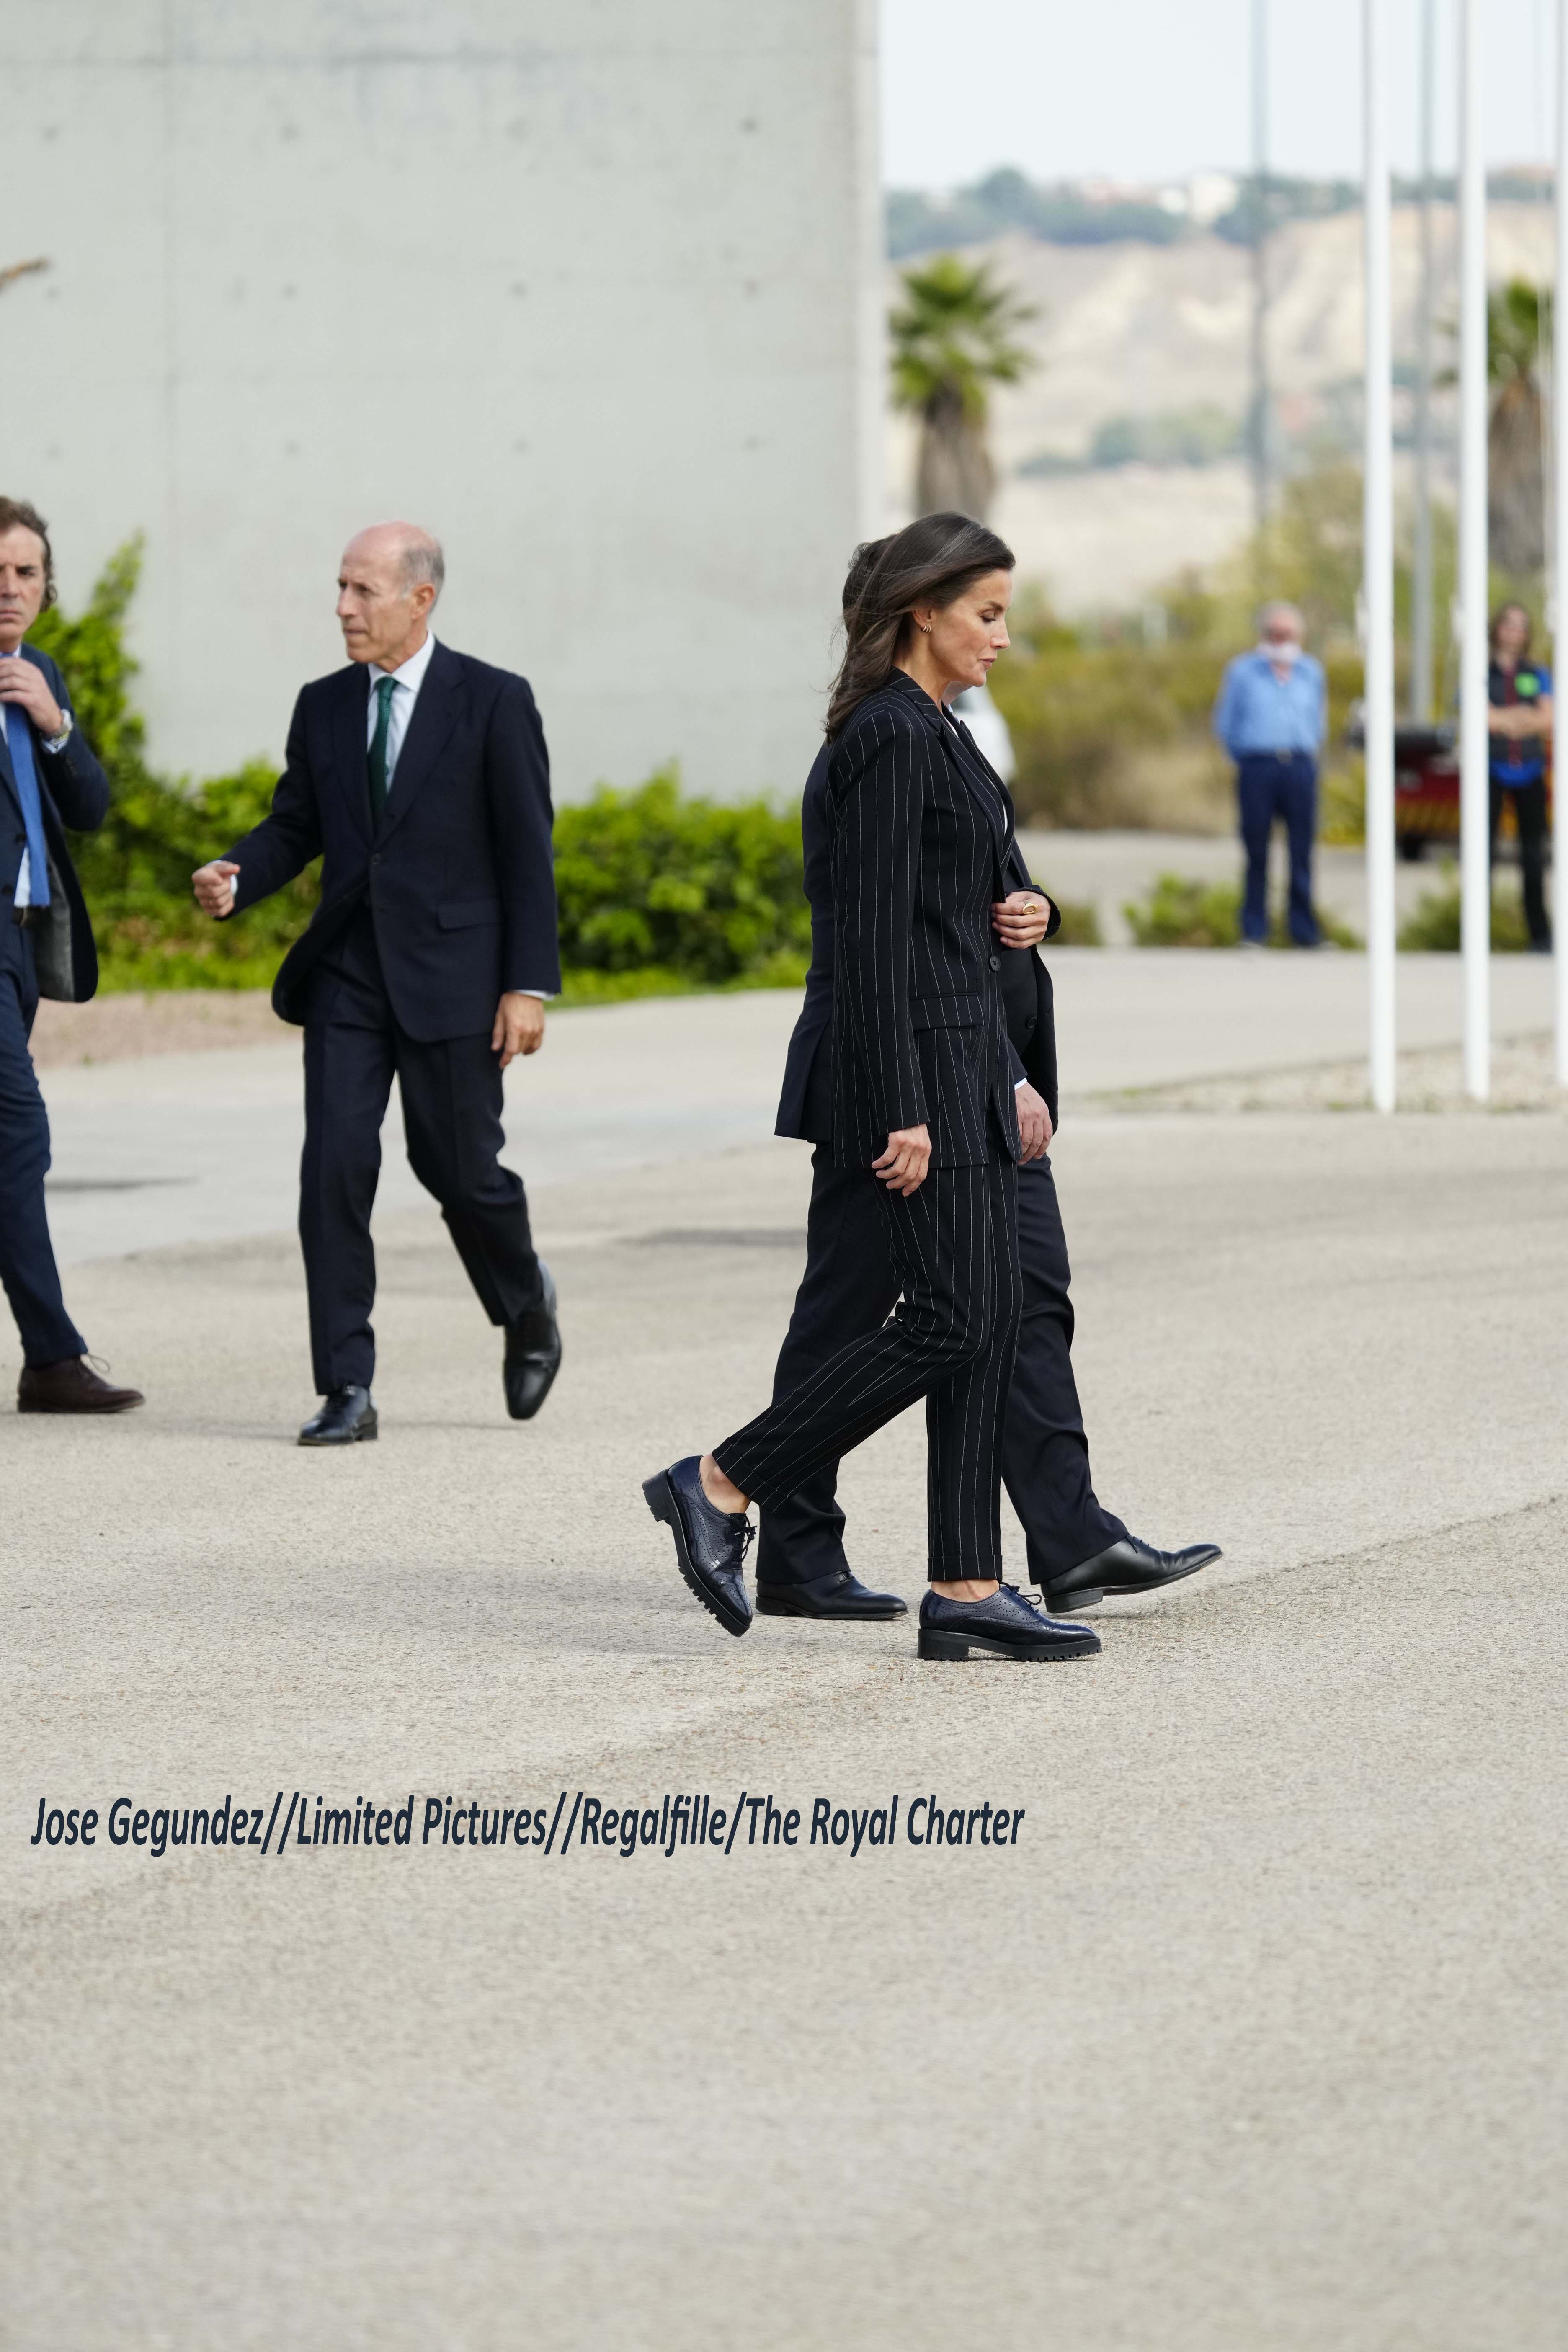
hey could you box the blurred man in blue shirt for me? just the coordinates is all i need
[1487,601,1553,952]
[1212,602,1328,946]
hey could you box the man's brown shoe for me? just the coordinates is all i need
[18,1357,145,1414]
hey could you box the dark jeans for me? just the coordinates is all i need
[756,1148,1125,1589]
[1488,776,1551,948]
[717,1150,1021,1581]
[300,911,543,1393]
[1237,753,1318,945]
[0,912,85,1366]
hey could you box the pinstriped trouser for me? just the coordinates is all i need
[714,1152,1021,1579]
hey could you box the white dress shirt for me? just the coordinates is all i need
[365,632,552,1002]
[365,629,438,785]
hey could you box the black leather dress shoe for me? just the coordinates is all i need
[1043,1535,1222,1613]
[756,1569,908,1621]
[505,1264,561,1421]
[643,1455,753,1636]
[918,1584,1100,1662]
[298,1385,378,1447]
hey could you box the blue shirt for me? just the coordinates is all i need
[3,696,51,907]
[1488,660,1551,786]
[1212,650,1327,761]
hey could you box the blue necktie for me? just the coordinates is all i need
[5,701,51,908]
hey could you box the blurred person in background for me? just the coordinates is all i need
[1212,602,1327,949]
[1487,602,1553,953]
[0,496,144,1414]
[948,677,1016,781]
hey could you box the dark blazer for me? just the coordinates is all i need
[0,642,110,1003]
[777,690,1060,1148]
[815,669,1028,1171]
[226,642,560,1038]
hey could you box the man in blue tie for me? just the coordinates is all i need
[1212,602,1328,947]
[0,497,144,1412]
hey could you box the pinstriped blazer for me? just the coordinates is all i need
[826,668,1021,1171]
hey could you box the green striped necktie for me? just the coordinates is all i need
[368,674,396,823]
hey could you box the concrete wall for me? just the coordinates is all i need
[2,1,882,800]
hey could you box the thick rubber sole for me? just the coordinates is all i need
[1044,1551,1219,1614]
[297,1418,379,1448]
[18,1397,143,1415]
[643,1471,751,1638]
[755,1588,908,1621]
[918,1626,1100,1663]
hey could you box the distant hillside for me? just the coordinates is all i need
[887,164,1553,261]
[883,200,1555,612]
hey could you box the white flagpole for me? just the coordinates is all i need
[1459,0,1491,1099]
[1556,0,1568,1079]
[1365,0,1396,1112]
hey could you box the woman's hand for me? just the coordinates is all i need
[992,890,1053,949]
[1014,1082,1052,1163]
[874,1124,931,1196]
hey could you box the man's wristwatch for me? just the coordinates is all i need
[41,709,74,753]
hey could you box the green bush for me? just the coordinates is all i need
[553,773,810,986]
[1050,897,1103,946]
[1124,873,1244,946]
[1396,869,1534,952]
[1124,871,1360,949]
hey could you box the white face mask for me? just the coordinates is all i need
[1259,637,1301,666]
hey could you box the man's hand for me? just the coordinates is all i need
[192,859,240,918]
[492,990,545,1069]
[873,1123,931,1197]
[0,655,63,740]
[1014,1081,1053,1164]
[992,889,1053,949]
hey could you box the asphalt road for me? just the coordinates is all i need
[5,1021,1567,2347]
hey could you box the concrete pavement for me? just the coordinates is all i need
[4,980,1568,2349]
[36,951,1563,1267]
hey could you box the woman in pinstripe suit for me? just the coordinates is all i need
[645,515,1097,1663]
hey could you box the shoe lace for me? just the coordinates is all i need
[737,1518,756,1564]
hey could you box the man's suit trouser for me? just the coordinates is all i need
[0,918,85,1367]
[299,912,542,1393]
[716,1150,1021,1580]
[755,1148,1126,1589]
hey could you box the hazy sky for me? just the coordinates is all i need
[882,0,1558,188]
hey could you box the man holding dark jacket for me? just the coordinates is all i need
[756,715,1220,1620]
[0,498,144,1413]
[193,521,562,1446]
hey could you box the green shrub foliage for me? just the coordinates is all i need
[1124,872,1360,949]
[1396,869,1533,953]
[553,774,810,986]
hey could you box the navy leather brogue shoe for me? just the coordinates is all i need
[1042,1535,1222,1614]
[756,1568,908,1621]
[918,1583,1100,1662]
[504,1263,562,1421]
[643,1455,754,1637]
[298,1385,378,1447]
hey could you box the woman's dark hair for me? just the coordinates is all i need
[825,511,1014,738]
[1489,600,1532,654]
[0,496,56,610]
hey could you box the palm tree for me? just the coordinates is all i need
[1486,280,1550,575]
[890,255,1035,522]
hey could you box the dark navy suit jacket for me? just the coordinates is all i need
[0,643,110,1003]
[776,682,1060,1150]
[225,642,560,1039]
